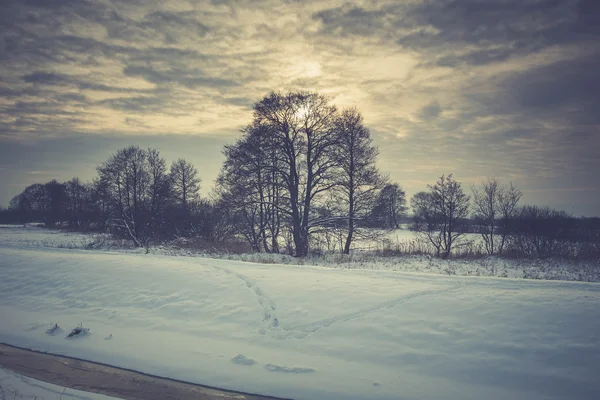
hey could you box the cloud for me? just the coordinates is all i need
[0,0,598,214]
[418,102,442,120]
[122,65,239,88]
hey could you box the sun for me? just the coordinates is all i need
[289,60,322,79]
[300,61,321,78]
[295,104,310,120]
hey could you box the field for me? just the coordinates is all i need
[1,225,599,400]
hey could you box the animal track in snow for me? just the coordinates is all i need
[295,287,456,332]
[270,286,460,340]
[213,265,458,340]
[211,266,279,334]
[265,364,315,373]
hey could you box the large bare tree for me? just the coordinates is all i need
[253,91,339,257]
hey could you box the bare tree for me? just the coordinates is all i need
[217,123,282,252]
[65,177,89,228]
[472,178,522,255]
[497,182,522,254]
[97,146,150,247]
[253,91,339,257]
[334,107,385,253]
[146,148,172,239]
[170,158,200,211]
[412,174,470,258]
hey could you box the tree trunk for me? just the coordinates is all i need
[343,185,355,255]
[343,219,354,255]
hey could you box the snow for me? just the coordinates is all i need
[1,232,600,400]
[0,224,110,250]
[2,224,597,282]
[0,367,119,400]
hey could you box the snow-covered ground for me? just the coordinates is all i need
[2,224,598,282]
[0,367,118,400]
[0,224,111,250]
[1,232,599,400]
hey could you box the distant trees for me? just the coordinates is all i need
[9,183,48,224]
[64,177,89,227]
[170,158,200,211]
[44,180,66,227]
[411,174,470,258]
[370,183,406,229]
[3,89,598,261]
[3,146,216,248]
[146,148,172,237]
[95,146,208,246]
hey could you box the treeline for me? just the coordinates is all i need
[2,91,403,254]
[409,175,600,260]
[2,149,225,247]
[2,91,599,260]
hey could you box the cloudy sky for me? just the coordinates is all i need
[1,0,599,216]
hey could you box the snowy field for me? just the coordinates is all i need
[0,367,118,400]
[0,224,111,250]
[1,229,600,400]
[1,224,598,282]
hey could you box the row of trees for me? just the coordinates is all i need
[5,149,208,246]
[2,90,598,259]
[409,175,599,259]
[2,92,410,255]
[410,175,521,258]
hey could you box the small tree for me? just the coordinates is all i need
[412,174,470,258]
[497,182,522,254]
[472,178,522,255]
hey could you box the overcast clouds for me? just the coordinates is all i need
[1,0,599,215]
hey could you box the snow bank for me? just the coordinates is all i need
[1,245,599,400]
